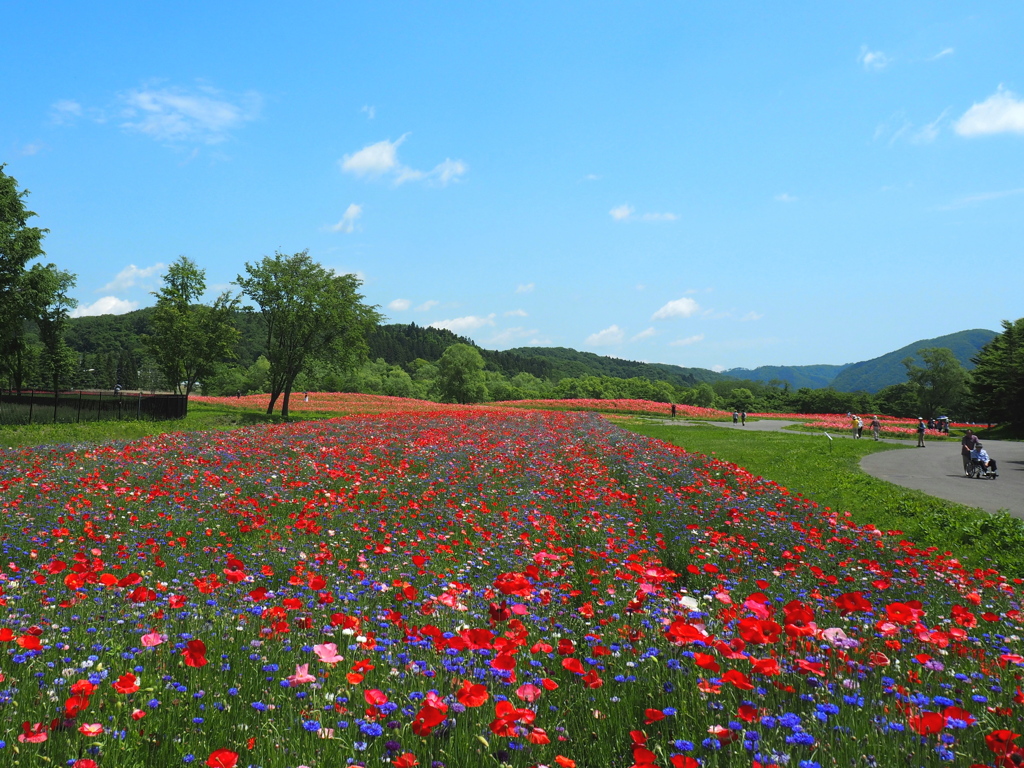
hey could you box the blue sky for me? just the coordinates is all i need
[3,2,1022,371]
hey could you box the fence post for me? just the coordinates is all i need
[28,390,34,424]
[97,391,102,421]
[77,391,83,422]
[137,390,142,420]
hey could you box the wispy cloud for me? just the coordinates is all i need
[631,327,656,341]
[71,296,139,318]
[489,326,539,345]
[329,203,363,233]
[739,311,764,322]
[610,204,678,222]
[858,46,891,72]
[504,309,528,317]
[50,99,86,125]
[955,87,1024,136]
[100,263,165,293]
[388,299,411,311]
[515,283,535,294]
[361,105,376,119]
[652,297,700,320]
[582,174,601,182]
[20,142,44,156]
[341,135,467,187]
[774,193,797,203]
[940,187,1024,210]
[429,314,496,333]
[928,47,955,61]
[416,300,440,312]
[585,325,624,346]
[119,83,261,144]
[670,334,705,347]
[913,108,950,143]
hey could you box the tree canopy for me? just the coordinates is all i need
[236,250,380,417]
[902,347,970,419]
[147,256,240,396]
[970,317,1024,429]
[436,343,488,403]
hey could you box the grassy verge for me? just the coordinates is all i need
[0,402,338,449]
[625,419,1024,579]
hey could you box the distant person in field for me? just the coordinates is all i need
[671,404,677,418]
[870,415,881,441]
[733,411,739,424]
[740,411,746,425]
[856,415,864,439]
[961,429,979,474]
[851,414,860,439]
[304,392,309,402]
[916,417,926,447]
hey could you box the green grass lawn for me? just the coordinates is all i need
[625,419,1024,579]
[0,401,338,449]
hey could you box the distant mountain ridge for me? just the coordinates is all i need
[726,329,997,393]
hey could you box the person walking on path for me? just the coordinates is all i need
[851,414,860,439]
[733,411,739,424]
[856,415,864,439]
[961,429,979,475]
[870,415,881,441]
[916,417,927,447]
[740,411,746,426]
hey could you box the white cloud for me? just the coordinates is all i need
[388,299,411,311]
[775,193,797,203]
[859,46,891,71]
[582,174,601,182]
[711,364,726,373]
[929,47,955,60]
[489,326,539,345]
[652,297,700,320]
[20,142,44,156]
[120,84,261,144]
[341,135,467,186]
[670,334,705,347]
[504,309,528,317]
[361,105,376,119]
[429,314,496,333]
[330,203,363,233]
[585,325,625,346]
[955,87,1024,136]
[416,300,440,311]
[940,187,1024,210]
[515,282,535,294]
[100,263,165,293]
[913,108,950,143]
[631,327,656,341]
[50,99,84,124]
[71,296,139,318]
[739,311,764,322]
[341,135,406,176]
[609,204,634,221]
[610,204,677,222]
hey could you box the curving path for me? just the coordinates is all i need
[657,418,1024,519]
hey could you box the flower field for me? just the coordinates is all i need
[0,409,1021,768]
[494,399,731,420]
[191,393,464,416]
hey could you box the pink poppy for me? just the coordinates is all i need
[313,643,343,664]
[286,664,316,686]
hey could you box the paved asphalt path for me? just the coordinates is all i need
[658,418,1024,519]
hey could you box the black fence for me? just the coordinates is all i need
[0,390,187,425]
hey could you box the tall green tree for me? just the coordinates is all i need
[147,256,240,396]
[236,250,380,417]
[970,317,1024,428]
[25,264,78,394]
[436,343,488,403]
[902,346,970,419]
[0,165,49,391]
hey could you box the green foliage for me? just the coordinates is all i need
[436,343,488,403]
[236,250,381,417]
[726,363,848,389]
[831,329,995,393]
[0,165,51,391]
[147,256,240,396]
[627,422,1024,578]
[970,317,1024,429]
[902,346,970,419]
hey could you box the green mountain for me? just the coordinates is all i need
[498,346,723,387]
[829,329,997,393]
[725,363,849,389]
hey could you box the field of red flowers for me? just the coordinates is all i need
[192,392,466,416]
[1,408,1021,768]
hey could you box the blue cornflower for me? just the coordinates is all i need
[303,720,322,732]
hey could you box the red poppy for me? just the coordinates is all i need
[644,708,665,724]
[183,639,208,667]
[721,669,754,690]
[206,749,239,768]
[908,711,944,735]
[986,730,1021,756]
[670,757,700,768]
[835,592,872,615]
[455,680,489,708]
[112,673,139,695]
[393,754,419,768]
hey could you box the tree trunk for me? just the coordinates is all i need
[281,381,293,419]
[266,388,281,415]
